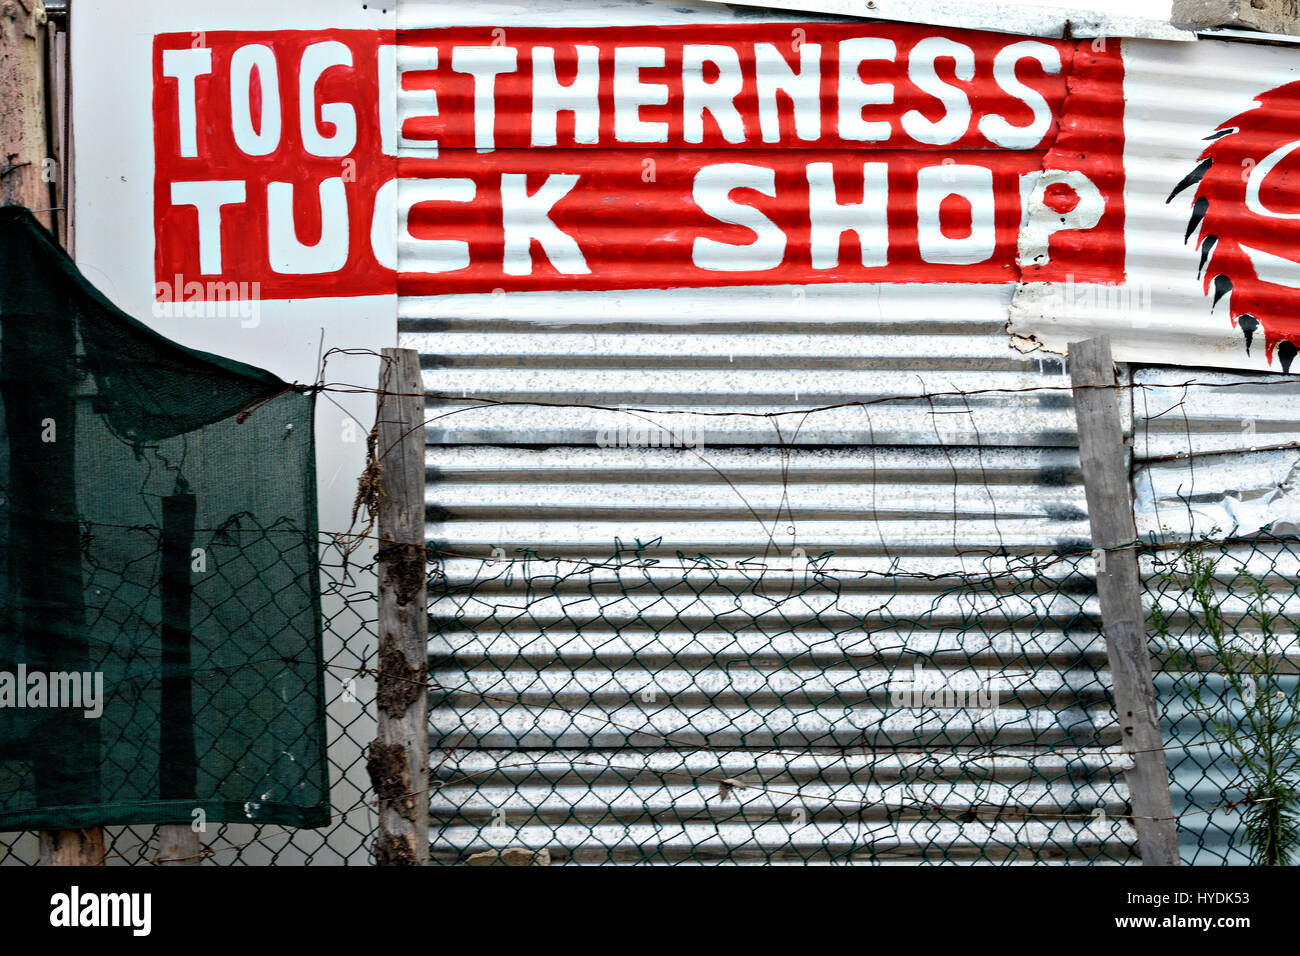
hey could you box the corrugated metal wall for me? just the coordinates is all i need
[1133,366,1300,864]
[403,282,1136,862]
[401,0,1135,863]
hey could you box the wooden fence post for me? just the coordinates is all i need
[154,823,200,866]
[1069,335,1181,866]
[0,0,56,232]
[367,348,430,865]
[4,1,101,866]
[38,828,105,866]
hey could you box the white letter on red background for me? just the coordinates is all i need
[806,162,889,268]
[916,164,995,265]
[451,46,519,152]
[396,178,475,273]
[682,45,745,144]
[979,41,1061,149]
[300,41,357,157]
[230,44,281,156]
[170,180,246,274]
[902,37,974,146]
[613,47,669,143]
[532,45,600,147]
[838,38,896,142]
[369,178,477,273]
[162,48,212,158]
[501,173,589,276]
[378,45,441,157]
[1018,169,1104,267]
[754,42,822,143]
[692,163,785,271]
[267,178,349,274]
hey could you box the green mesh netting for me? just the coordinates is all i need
[0,206,327,831]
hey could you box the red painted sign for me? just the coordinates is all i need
[1174,80,1300,368]
[152,24,1124,301]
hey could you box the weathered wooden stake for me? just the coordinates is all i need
[154,823,201,866]
[0,0,55,231]
[38,827,105,866]
[368,348,430,865]
[1070,335,1181,866]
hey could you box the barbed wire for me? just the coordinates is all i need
[7,347,1300,865]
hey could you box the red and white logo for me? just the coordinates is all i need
[1171,81,1300,371]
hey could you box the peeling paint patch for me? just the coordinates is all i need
[1011,331,1046,353]
[1019,170,1107,268]
[1011,37,1300,373]
[1009,38,1127,356]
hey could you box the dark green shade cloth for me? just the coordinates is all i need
[0,206,328,831]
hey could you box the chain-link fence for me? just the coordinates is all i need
[424,543,1130,864]
[1147,532,1300,867]
[4,406,1298,864]
[0,535,379,866]
[5,529,1293,865]
[422,533,1300,865]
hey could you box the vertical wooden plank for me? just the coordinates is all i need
[44,21,64,246]
[368,348,430,865]
[0,0,53,230]
[154,823,201,866]
[56,23,70,256]
[39,827,105,866]
[1070,335,1181,866]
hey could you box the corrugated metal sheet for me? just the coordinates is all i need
[1133,367,1300,539]
[1130,366,1300,864]
[1009,23,1300,863]
[405,295,1138,863]
[1010,35,1300,375]
[403,0,1137,863]
[712,0,1194,40]
[409,286,1138,863]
